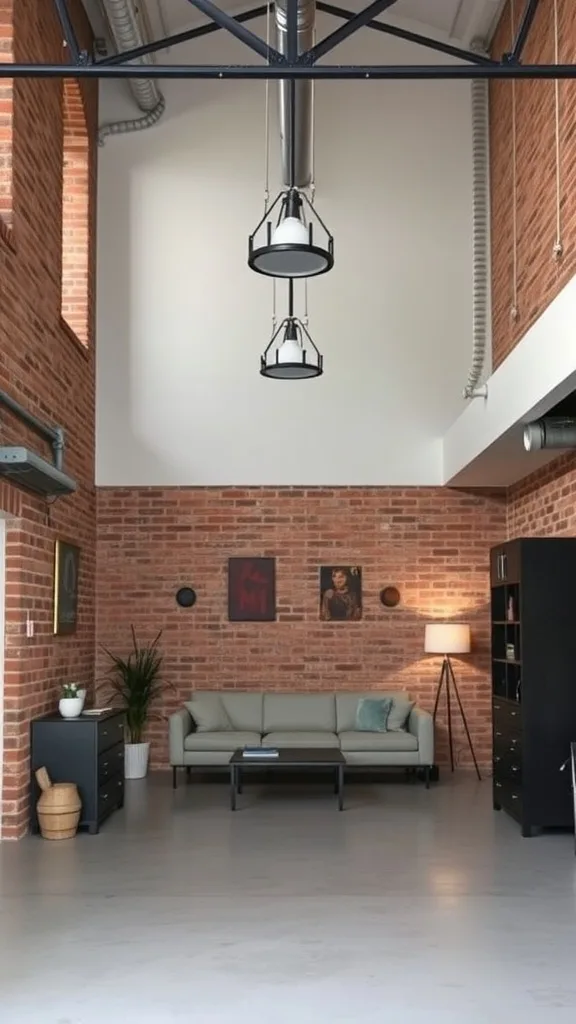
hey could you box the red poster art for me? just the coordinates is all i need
[228,558,276,622]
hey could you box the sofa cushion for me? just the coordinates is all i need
[263,694,336,733]
[188,692,263,732]
[185,695,231,732]
[336,692,409,733]
[263,731,339,748]
[184,731,261,752]
[339,730,418,752]
[356,697,392,732]
[387,697,415,732]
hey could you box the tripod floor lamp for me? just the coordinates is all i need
[424,622,481,781]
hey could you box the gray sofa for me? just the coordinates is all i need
[169,691,434,786]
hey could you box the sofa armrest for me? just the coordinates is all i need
[408,706,434,765]
[169,709,193,765]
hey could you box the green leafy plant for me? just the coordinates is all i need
[61,682,80,699]
[101,627,165,744]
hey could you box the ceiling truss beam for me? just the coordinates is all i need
[16,0,575,80]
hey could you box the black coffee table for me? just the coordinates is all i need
[229,747,346,811]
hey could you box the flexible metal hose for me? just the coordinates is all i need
[98,0,166,145]
[463,74,490,399]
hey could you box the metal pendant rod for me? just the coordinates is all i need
[289,77,296,187]
[302,0,399,64]
[288,278,294,316]
[508,0,541,63]
[53,0,82,64]
[315,2,497,67]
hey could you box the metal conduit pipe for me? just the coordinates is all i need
[463,66,490,400]
[98,0,166,145]
[276,0,315,187]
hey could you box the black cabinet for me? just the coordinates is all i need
[491,538,576,836]
[30,710,125,835]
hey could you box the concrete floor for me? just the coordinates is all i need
[1,773,576,1023]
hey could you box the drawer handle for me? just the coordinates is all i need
[495,731,502,737]
[511,767,519,772]
[102,793,108,800]
[511,711,517,717]
[511,794,519,801]
[494,704,501,710]
[495,782,502,788]
[494,756,501,762]
[102,730,108,737]
[118,781,123,788]
[102,762,108,768]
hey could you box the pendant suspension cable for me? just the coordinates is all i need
[310,25,317,204]
[264,0,272,210]
[510,0,519,322]
[289,77,296,190]
[303,278,309,326]
[272,277,277,331]
[553,0,563,261]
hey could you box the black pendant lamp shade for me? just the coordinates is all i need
[249,78,333,280]
[248,188,334,279]
[260,280,323,380]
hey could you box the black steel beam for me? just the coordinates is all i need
[287,0,298,63]
[316,2,496,67]
[184,0,283,63]
[509,0,541,62]
[302,0,398,64]
[1,62,576,79]
[97,6,270,67]
[53,0,82,64]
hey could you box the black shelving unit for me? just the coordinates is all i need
[491,538,576,837]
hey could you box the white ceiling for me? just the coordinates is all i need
[143,0,505,49]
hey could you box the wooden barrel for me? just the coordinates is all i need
[36,768,81,841]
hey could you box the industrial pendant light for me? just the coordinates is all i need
[249,80,333,279]
[260,280,323,380]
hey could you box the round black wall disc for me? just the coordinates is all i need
[176,587,197,608]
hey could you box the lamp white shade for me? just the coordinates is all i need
[424,622,471,655]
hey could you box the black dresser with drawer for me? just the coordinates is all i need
[30,709,125,834]
[491,538,576,837]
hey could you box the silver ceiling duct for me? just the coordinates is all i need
[98,0,166,144]
[276,0,315,188]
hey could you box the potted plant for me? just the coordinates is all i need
[101,627,164,779]
[59,683,85,719]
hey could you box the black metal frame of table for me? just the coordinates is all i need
[229,747,345,811]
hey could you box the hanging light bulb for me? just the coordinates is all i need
[260,280,323,380]
[249,79,333,279]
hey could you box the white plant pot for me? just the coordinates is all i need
[124,742,150,780]
[59,697,84,719]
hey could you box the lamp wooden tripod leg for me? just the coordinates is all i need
[432,656,481,781]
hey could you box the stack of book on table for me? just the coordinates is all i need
[242,746,279,758]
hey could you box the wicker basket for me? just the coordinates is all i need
[36,767,81,840]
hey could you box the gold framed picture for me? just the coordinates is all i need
[53,540,80,635]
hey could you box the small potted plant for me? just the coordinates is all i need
[59,683,85,719]
[101,627,165,779]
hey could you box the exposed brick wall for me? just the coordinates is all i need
[62,77,89,346]
[0,0,13,235]
[96,487,506,772]
[490,0,576,368]
[0,0,97,839]
[507,452,576,536]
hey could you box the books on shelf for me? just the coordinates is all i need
[242,747,279,758]
[82,708,113,716]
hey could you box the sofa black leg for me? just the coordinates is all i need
[172,766,177,790]
[186,766,191,782]
[424,766,431,790]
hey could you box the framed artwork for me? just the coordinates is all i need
[320,565,362,621]
[53,540,80,635]
[228,557,276,622]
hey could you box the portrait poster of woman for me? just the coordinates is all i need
[319,566,362,621]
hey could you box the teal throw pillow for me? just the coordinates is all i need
[356,697,392,733]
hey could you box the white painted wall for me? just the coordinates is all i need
[0,517,5,839]
[96,16,475,486]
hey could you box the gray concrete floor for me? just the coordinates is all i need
[1,772,576,1023]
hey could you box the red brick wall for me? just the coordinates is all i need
[0,1,13,233]
[62,78,89,345]
[0,1,97,839]
[96,487,506,771]
[507,452,576,536]
[490,0,576,368]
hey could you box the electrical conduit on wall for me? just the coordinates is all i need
[98,0,166,145]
